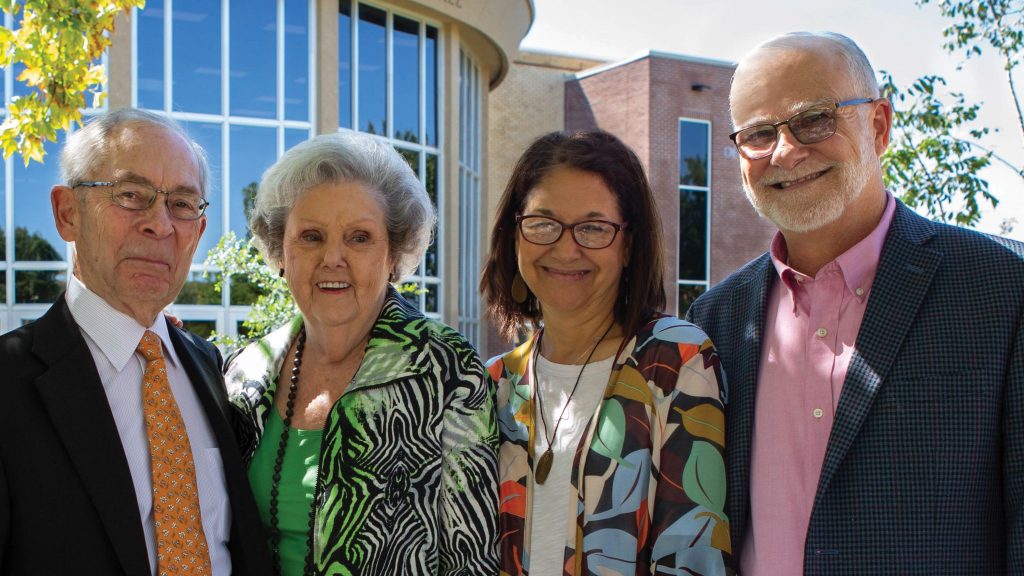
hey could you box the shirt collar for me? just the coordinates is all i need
[66,275,180,371]
[770,191,897,302]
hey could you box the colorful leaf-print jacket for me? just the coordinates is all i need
[226,286,499,575]
[488,315,732,575]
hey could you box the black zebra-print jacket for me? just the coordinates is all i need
[226,285,499,575]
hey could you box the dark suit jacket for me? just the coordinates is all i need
[0,297,271,576]
[686,201,1024,574]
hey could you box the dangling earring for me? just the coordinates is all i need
[278,268,285,278]
[388,271,395,283]
[511,272,529,304]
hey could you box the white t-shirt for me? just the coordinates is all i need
[529,354,614,575]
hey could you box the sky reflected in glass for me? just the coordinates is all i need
[230,125,275,238]
[181,121,222,262]
[285,0,309,121]
[393,16,419,143]
[338,3,352,129]
[137,0,165,110]
[173,0,221,114]
[358,4,386,135]
[14,138,64,261]
[230,0,276,119]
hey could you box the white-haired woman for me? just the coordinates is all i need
[225,131,498,576]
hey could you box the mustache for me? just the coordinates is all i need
[759,164,835,187]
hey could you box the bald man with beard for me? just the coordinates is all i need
[687,32,1024,575]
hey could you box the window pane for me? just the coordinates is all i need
[678,189,707,281]
[338,1,352,129]
[396,146,419,174]
[176,271,221,304]
[424,282,439,313]
[393,16,419,143]
[230,125,276,238]
[677,284,706,316]
[285,128,309,151]
[137,0,166,110]
[425,26,438,147]
[284,0,309,121]
[181,319,216,339]
[230,0,276,119]
[14,138,64,261]
[424,153,438,277]
[0,272,5,304]
[680,120,709,188]
[358,4,386,135]
[173,0,221,114]
[15,270,66,304]
[230,273,264,305]
[181,121,223,263]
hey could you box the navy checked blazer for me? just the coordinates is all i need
[686,201,1024,574]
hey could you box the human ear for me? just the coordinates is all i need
[51,186,81,242]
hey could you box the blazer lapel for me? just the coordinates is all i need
[168,323,272,573]
[724,255,774,545]
[814,203,942,501]
[32,299,151,576]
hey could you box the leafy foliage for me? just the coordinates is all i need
[203,232,296,351]
[888,0,1024,233]
[881,72,997,225]
[0,0,144,165]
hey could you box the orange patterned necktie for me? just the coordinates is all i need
[137,330,212,575]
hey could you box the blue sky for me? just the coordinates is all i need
[522,0,1024,240]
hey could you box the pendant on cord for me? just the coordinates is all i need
[535,448,554,484]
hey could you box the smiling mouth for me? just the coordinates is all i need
[316,281,351,290]
[543,267,590,280]
[769,168,830,190]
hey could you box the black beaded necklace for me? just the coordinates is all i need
[268,328,318,576]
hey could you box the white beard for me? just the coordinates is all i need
[744,158,873,233]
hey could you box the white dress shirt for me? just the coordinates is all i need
[66,276,232,576]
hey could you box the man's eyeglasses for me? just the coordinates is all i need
[516,214,627,249]
[729,98,877,160]
[75,180,209,220]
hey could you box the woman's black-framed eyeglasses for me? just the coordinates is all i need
[516,214,627,249]
[729,97,878,160]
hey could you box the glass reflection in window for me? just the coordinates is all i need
[230,0,276,119]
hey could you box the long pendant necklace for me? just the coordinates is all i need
[268,328,318,576]
[532,321,615,485]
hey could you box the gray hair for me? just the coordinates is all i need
[736,31,880,100]
[250,131,435,280]
[60,107,210,197]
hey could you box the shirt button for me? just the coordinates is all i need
[855,287,865,296]
[813,408,824,418]
[816,327,828,338]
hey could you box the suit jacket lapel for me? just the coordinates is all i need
[168,322,271,573]
[726,254,774,546]
[32,299,151,576]
[814,203,942,501]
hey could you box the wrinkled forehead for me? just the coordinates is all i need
[730,46,852,129]
[104,124,203,190]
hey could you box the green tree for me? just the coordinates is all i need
[13,226,63,303]
[883,0,1024,229]
[0,0,144,165]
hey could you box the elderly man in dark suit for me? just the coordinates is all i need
[687,32,1023,575]
[0,109,270,575]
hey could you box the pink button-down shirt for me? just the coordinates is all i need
[740,194,896,576]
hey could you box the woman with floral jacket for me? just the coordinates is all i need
[481,130,731,575]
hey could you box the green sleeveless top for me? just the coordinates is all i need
[248,407,322,576]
